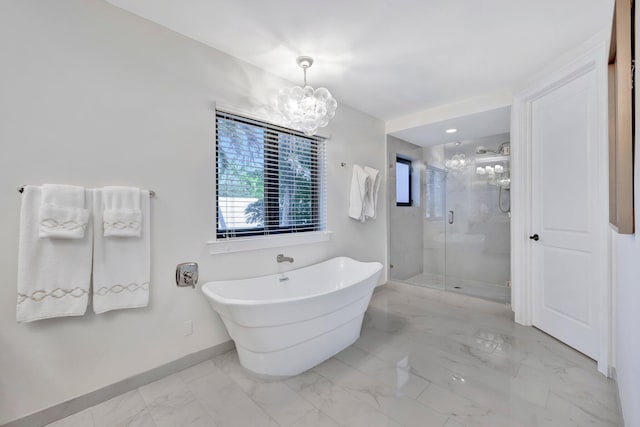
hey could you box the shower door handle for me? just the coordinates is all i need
[448,210,454,224]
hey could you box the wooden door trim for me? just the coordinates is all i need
[608,0,635,234]
[511,41,611,376]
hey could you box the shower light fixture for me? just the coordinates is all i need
[276,56,337,136]
[445,154,468,171]
[445,142,469,172]
[476,163,510,189]
[445,128,457,134]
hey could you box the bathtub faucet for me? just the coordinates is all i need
[277,254,294,263]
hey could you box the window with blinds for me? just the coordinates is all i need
[216,110,326,238]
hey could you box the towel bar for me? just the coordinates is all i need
[17,185,155,197]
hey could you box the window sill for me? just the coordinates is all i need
[207,231,333,255]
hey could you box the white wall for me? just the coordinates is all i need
[612,227,640,427]
[0,1,386,423]
[387,136,424,280]
[611,6,640,424]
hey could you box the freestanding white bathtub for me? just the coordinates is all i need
[201,257,383,377]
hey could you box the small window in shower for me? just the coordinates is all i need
[396,157,412,206]
[426,165,445,220]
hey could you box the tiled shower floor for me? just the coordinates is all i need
[47,281,620,427]
[404,272,511,303]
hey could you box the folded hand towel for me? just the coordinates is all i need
[39,184,89,239]
[363,166,381,219]
[102,186,142,237]
[348,165,371,222]
[93,188,150,314]
[17,186,92,322]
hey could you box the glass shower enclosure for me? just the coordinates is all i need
[390,134,511,303]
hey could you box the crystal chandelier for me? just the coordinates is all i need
[445,153,469,172]
[444,141,469,172]
[276,56,337,136]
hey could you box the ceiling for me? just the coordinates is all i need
[106,0,613,135]
[391,106,511,147]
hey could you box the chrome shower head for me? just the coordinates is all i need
[476,142,510,155]
[476,146,499,154]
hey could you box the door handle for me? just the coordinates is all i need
[448,210,454,225]
[529,234,539,241]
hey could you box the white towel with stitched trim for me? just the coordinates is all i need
[93,188,150,314]
[39,184,90,239]
[102,186,142,237]
[17,186,92,322]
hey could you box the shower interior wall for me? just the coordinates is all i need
[388,135,424,280]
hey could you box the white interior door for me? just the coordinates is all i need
[530,70,600,359]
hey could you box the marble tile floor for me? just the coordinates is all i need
[46,281,620,427]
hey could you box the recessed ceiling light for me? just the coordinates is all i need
[445,128,457,134]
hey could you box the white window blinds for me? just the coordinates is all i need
[216,110,327,238]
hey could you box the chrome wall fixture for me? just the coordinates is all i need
[176,262,198,288]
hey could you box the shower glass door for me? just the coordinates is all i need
[443,140,511,302]
[392,136,511,303]
[419,145,447,289]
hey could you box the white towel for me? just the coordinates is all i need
[348,165,371,222]
[93,188,150,314]
[363,166,381,219]
[17,186,92,322]
[102,186,142,237]
[39,184,90,239]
